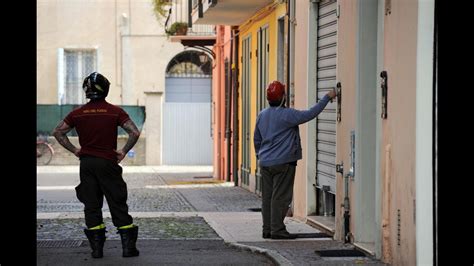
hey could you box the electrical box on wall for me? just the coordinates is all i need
[349,130,355,178]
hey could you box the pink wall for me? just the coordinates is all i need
[336,2,419,264]
[293,0,310,220]
[382,0,418,264]
[336,0,358,242]
[212,26,234,181]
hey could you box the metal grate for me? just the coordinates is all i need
[295,233,331,238]
[37,240,83,248]
[193,176,213,179]
[397,209,401,246]
[315,249,366,257]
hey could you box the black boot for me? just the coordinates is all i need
[117,226,140,257]
[84,228,106,258]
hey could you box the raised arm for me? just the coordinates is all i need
[283,89,336,127]
[114,119,140,163]
[52,121,80,157]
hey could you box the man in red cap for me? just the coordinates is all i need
[254,80,336,239]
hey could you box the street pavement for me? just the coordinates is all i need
[37,165,387,265]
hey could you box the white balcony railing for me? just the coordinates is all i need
[189,24,215,36]
[167,0,215,36]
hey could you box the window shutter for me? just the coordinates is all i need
[57,48,64,105]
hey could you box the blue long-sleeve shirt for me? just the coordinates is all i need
[254,95,331,167]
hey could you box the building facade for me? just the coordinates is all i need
[37,0,216,166]
[191,0,437,265]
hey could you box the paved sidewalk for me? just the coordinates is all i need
[38,212,385,265]
[37,166,386,265]
[37,165,213,174]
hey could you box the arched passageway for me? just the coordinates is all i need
[162,50,213,165]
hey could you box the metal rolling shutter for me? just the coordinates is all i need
[163,77,213,165]
[316,0,337,194]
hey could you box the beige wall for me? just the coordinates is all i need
[144,91,163,165]
[37,0,126,104]
[37,0,183,106]
[37,0,189,166]
[265,1,424,264]
[382,0,418,264]
[290,0,360,237]
[292,0,310,220]
[335,0,419,264]
[335,0,358,242]
[124,36,183,105]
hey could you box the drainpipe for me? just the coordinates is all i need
[220,26,226,180]
[286,0,296,107]
[343,168,353,243]
[232,27,240,187]
[216,26,222,180]
[285,0,290,107]
[226,27,233,182]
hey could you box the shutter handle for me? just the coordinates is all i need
[336,82,342,122]
[336,162,344,175]
[380,71,388,119]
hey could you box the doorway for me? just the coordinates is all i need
[241,35,252,188]
[162,50,213,165]
[353,0,381,256]
[308,0,339,234]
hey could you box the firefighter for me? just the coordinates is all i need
[52,72,140,258]
[254,80,336,239]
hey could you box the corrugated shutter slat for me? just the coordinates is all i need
[316,0,337,194]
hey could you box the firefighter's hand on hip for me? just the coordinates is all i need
[114,149,126,163]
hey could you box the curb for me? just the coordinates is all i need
[226,242,293,266]
[37,165,213,174]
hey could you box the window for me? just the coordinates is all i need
[165,50,212,78]
[61,49,97,104]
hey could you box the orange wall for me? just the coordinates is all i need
[213,26,234,181]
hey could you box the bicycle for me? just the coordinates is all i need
[37,135,54,165]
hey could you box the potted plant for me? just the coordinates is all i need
[152,0,171,22]
[166,22,188,36]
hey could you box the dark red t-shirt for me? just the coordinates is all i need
[64,99,131,162]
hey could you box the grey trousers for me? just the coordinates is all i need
[260,163,296,235]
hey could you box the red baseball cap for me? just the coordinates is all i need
[266,81,285,102]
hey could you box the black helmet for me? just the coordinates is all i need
[82,72,110,100]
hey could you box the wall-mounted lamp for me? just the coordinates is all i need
[199,53,208,64]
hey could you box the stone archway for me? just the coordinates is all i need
[162,50,213,165]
